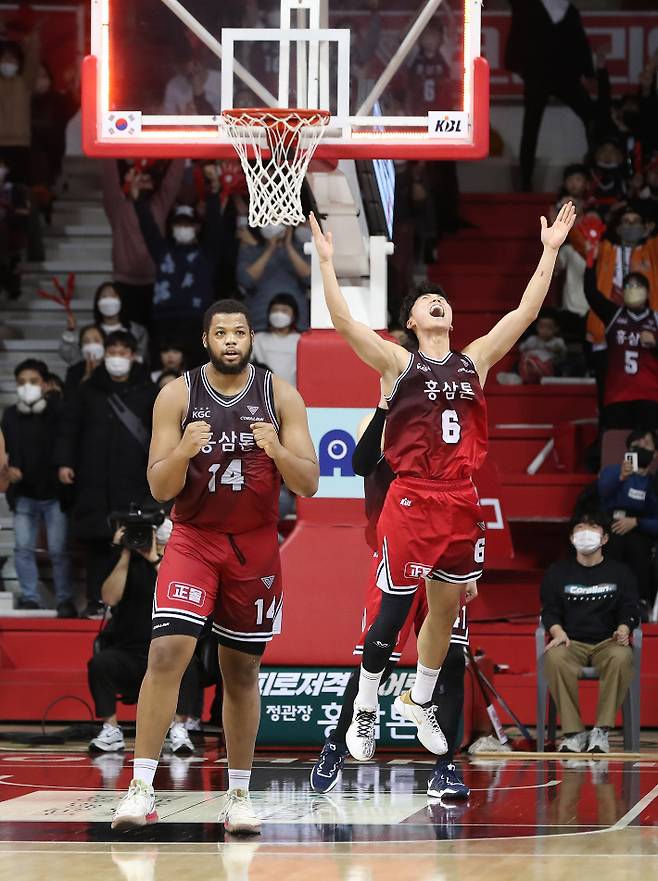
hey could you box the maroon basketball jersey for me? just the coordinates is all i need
[384,351,488,481]
[406,50,454,114]
[171,364,280,532]
[603,307,658,406]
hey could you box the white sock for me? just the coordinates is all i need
[228,769,251,793]
[411,662,441,705]
[355,666,385,710]
[133,758,158,787]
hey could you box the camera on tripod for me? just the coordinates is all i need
[109,503,165,552]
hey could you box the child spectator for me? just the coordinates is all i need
[560,164,591,203]
[498,311,566,384]
[252,293,302,387]
[589,138,629,208]
[156,368,181,390]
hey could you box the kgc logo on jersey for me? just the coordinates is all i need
[192,408,211,419]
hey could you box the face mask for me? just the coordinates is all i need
[269,310,293,329]
[105,355,132,377]
[172,225,196,245]
[97,296,121,317]
[17,383,43,406]
[632,447,654,470]
[623,284,648,309]
[261,223,285,241]
[0,62,19,78]
[294,225,312,244]
[571,529,602,555]
[82,342,105,361]
[155,518,173,545]
[618,224,645,246]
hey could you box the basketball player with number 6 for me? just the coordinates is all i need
[112,299,318,835]
[309,203,577,759]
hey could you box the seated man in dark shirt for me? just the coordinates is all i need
[541,511,640,754]
[87,518,200,755]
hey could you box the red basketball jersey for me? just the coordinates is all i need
[171,364,281,532]
[384,351,488,481]
[603,307,658,406]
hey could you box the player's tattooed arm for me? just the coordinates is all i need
[147,378,211,502]
[464,201,577,383]
[254,378,319,497]
[309,212,407,385]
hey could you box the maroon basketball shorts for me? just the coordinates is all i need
[375,476,485,594]
[152,521,283,651]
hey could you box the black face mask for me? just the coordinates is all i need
[633,447,654,470]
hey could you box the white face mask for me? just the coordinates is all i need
[155,518,173,545]
[269,310,293,329]
[172,225,196,245]
[17,383,43,406]
[571,529,602,555]
[0,62,19,79]
[97,296,121,317]
[82,342,105,361]
[105,355,132,378]
[261,223,285,240]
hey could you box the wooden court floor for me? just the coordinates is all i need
[0,744,656,881]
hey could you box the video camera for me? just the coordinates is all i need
[109,503,165,552]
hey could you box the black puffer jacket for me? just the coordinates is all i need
[55,363,157,540]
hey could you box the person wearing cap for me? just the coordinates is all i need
[86,517,203,755]
[130,170,222,367]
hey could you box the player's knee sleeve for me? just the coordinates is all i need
[364,591,415,650]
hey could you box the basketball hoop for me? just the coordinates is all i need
[220,107,330,228]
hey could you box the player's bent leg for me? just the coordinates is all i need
[216,642,264,835]
[112,634,197,831]
[395,579,462,755]
[347,592,415,763]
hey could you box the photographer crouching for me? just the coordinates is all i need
[87,508,201,755]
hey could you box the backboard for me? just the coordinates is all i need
[83,0,489,161]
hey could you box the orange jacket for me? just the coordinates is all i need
[586,237,658,344]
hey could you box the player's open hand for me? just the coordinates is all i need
[540,200,577,251]
[309,211,333,263]
[250,421,281,459]
[178,421,212,458]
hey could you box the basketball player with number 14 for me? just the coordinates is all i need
[111,299,318,835]
[309,203,577,758]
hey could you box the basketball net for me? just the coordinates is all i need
[220,108,329,227]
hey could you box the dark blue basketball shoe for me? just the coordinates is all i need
[310,741,348,793]
[427,761,470,799]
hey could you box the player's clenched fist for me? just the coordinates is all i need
[250,422,281,459]
[178,421,212,458]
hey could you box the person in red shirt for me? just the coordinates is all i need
[310,201,577,762]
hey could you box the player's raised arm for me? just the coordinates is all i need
[147,377,211,503]
[252,378,319,498]
[464,201,577,383]
[309,212,407,382]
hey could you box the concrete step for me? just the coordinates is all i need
[21,275,109,298]
[44,241,112,262]
[44,224,111,239]
[0,350,68,372]
[51,205,107,226]
[22,259,113,274]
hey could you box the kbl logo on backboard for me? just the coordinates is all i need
[427,111,469,138]
[308,408,372,499]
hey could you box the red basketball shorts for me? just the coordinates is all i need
[375,476,485,594]
[152,521,283,649]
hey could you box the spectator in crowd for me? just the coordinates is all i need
[560,164,591,203]
[636,156,658,226]
[540,511,640,754]
[497,310,567,384]
[162,48,220,115]
[504,0,594,191]
[156,368,181,391]
[131,172,221,365]
[56,331,157,617]
[237,223,310,332]
[584,265,658,430]
[29,63,78,222]
[251,293,302,387]
[583,203,658,348]
[0,155,29,299]
[553,196,590,336]
[150,340,185,385]
[599,429,658,616]
[87,519,199,755]
[102,158,185,329]
[60,282,149,366]
[589,138,629,208]
[1,358,75,616]
[0,30,39,185]
[63,325,106,397]
[45,372,63,400]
